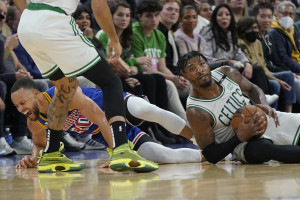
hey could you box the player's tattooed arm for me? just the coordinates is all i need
[186,107,215,149]
[221,66,268,105]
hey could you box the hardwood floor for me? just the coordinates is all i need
[1,151,300,200]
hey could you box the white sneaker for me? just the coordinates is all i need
[0,137,16,156]
[62,133,85,152]
[77,135,106,150]
[265,94,279,105]
[10,136,33,154]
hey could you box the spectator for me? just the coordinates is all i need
[254,2,300,107]
[131,0,189,123]
[226,0,249,22]
[200,3,275,101]
[95,1,178,144]
[199,2,213,21]
[269,1,300,74]
[237,16,295,112]
[158,0,181,75]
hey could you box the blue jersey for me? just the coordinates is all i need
[36,86,146,147]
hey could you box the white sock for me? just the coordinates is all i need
[137,142,202,164]
[127,96,186,135]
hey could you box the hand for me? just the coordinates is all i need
[172,76,189,89]
[257,104,280,127]
[5,33,19,51]
[293,73,299,79]
[83,26,94,37]
[109,59,131,78]
[129,66,138,76]
[0,97,5,111]
[236,113,267,141]
[125,77,140,88]
[15,71,32,79]
[107,40,122,64]
[16,156,38,169]
[98,161,110,169]
[278,80,291,91]
[137,57,152,68]
[242,63,253,79]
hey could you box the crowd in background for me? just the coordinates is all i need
[1,0,300,156]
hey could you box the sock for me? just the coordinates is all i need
[111,121,127,148]
[44,129,63,153]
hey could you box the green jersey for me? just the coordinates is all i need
[131,22,166,71]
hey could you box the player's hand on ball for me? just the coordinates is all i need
[257,104,279,127]
[16,156,38,169]
[236,113,266,141]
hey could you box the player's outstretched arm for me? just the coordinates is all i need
[13,0,27,12]
[16,120,46,169]
[92,0,121,63]
[70,87,113,148]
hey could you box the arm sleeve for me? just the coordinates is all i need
[202,134,241,164]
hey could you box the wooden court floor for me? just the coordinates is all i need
[1,149,300,200]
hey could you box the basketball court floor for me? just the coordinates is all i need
[1,143,300,200]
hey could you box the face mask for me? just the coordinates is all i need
[278,16,294,30]
[245,31,257,43]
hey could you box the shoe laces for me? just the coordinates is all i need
[37,142,66,164]
[106,141,135,156]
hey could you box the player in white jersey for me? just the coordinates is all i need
[178,51,300,164]
[13,0,157,173]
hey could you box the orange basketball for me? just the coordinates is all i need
[231,105,268,139]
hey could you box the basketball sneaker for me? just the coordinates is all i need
[37,142,86,173]
[108,143,159,173]
[0,137,16,156]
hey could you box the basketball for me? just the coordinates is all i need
[231,105,268,139]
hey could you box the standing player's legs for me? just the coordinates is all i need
[80,59,127,148]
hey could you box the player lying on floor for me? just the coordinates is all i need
[178,51,300,164]
[11,79,203,169]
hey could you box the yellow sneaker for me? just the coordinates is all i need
[37,142,86,173]
[108,143,159,173]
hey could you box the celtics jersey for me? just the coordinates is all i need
[30,0,80,15]
[186,70,247,144]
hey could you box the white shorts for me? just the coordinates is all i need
[264,111,300,145]
[18,8,101,78]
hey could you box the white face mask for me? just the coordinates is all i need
[278,16,294,30]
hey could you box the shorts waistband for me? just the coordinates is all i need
[27,3,67,15]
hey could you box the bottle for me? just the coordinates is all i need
[5,128,12,144]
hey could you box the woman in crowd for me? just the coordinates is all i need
[200,4,272,97]
[237,17,296,112]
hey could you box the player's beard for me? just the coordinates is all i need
[200,78,212,88]
[30,102,40,121]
